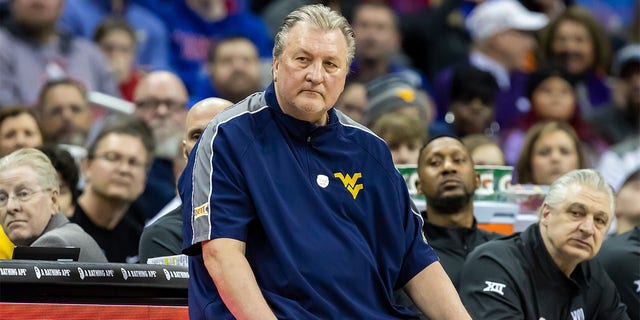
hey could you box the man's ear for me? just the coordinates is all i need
[474,172,480,189]
[540,203,551,226]
[182,139,188,160]
[272,56,279,82]
[415,178,422,195]
[49,189,59,214]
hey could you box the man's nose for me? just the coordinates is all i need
[156,103,170,117]
[442,158,457,172]
[5,194,20,212]
[579,216,595,235]
[306,62,323,83]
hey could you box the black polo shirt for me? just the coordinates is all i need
[422,213,502,287]
[597,227,640,320]
[459,223,629,319]
[72,204,143,263]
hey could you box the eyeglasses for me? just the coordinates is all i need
[91,152,147,169]
[135,99,186,112]
[0,188,50,208]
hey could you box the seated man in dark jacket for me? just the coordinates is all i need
[0,148,106,262]
[458,169,629,319]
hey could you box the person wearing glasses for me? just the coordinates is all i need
[71,114,154,263]
[133,71,188,223]
[0,148,107,262]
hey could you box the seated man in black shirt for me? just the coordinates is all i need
[459,169,629,319]
[397,136,501,318]
[415,136,502,286]
[138,97,232,262]
[72,114,154,263]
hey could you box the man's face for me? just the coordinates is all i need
[182,100,232,159]
[531,130,580,185]
[352,5,399,61]
[450,98,494,136]
[273,22,349,124]
[96,29,137,83]
[417,137,479,214]
[540,184,612,267]
[83,133,148,202]
[11,0,62,30]
[41,84,92,146]
[551,20,595,75]
[0,166,57,246]
[494,29,537,71]
[134,74,188,159]
[0,113,43,157]
[615,179,640,234]
[209,38,261,103]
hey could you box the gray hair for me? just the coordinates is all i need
[544,169,615,214]
[0,148,59,191]
[273,4,355,66]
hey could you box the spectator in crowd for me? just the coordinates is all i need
[0,148,107,262]
[135,0,273,93]
[502,65,607,165]
[192,36,263,104]
[371,113,427,165]
[139,97,232,263]
[334,81,367,123]
[72,114,153,263]
[400,0,473,82]
[516,121,585,185]
[363,73,433,129]
[598,223,640,319]
[432,0,548,131]
[133,71,188,222]
[458,169,629,319]
[462,134,506,166]
[59,0,169,71]
[0,0,119,106]
[35,79,94,147]
[432,65,499,138]
[587,43,639,145]
[37,144,79,219]
[0,106,43,157]
[180,4,470,319]
[537,6,613,117]
[349,2,427,90]
[611,169,640,235]
[93,17,145,102]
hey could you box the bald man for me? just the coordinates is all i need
[139,98,232,262]
[133,71,190,221]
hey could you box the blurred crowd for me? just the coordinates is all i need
[0,0,637,316]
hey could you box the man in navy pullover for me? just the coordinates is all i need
[179,4,470,320]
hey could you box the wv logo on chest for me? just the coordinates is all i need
[334,172,363,199]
